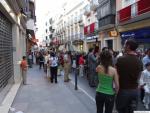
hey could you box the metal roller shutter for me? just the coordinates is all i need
[0,11,13,92]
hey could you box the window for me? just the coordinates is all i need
[131,3,137,18]
[97,2,110,19]
[49,18,53,24]
[100,3,109,18]
[46,29,47,33]
[46,36,47,40]
[98,0,103,4]
[49,26,52,31]
[122,0,136,8]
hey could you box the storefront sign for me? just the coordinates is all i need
[109,30,118,37]
[86,35,98,40]
[121,27,150,43]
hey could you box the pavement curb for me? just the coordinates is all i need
[0,81,22,113]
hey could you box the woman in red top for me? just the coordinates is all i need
[79,54,84,77]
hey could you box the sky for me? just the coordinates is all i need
[35,0,68,42]
[35,0,81,43]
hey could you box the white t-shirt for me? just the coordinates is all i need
[28,54,32,59]
[139,69,150,93]
[49,56,58,67]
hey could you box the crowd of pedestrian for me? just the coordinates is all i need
[20,38,150,113]
[94,39,150,113]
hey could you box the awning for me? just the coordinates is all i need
[121,27,150,44]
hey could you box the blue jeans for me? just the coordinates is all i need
[116,89,139,113]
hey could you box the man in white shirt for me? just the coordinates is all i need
[49,52,58,83]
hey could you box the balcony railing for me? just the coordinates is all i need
[77,15,83,23]
[67,22,70,27]
[74,17,78,24]
[99,14,115,28]
[70,20,73,26]
[16,0,26,8]
[84,5,91,16]
[7,0,20,14]
[20,16,27,29]
[118,0,150,23]
[90,0,99,11]
[138,0,150,15]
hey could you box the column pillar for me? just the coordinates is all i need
[12,25,22,83]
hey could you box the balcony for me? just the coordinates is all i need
[118,0,150,23]
[67,22,70,27]
[29,0,34,3]
[7,0,20,14]
[79,33,84,40]
[90,0,99,11]
[49,34,53,39]
[74,17,78,24]
[20,16,27,29]
[74,33,79,40]
[70,20,73,26]
[84,5,91,16]
[16,0,26,8]
[98,14,115,30]
[77,15,83,23]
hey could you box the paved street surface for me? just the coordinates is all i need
[9,65,148,113]
[9,65,96,113]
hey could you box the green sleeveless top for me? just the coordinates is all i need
[96,73,115,95]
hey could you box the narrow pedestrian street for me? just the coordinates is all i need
[9,65,96,113]
[8,64,148,113]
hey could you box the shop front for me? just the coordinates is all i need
[99,29,119,51]
[84,22,100,52]
[120,27,150,50]
[72,39,84,52]
[86,35,100,51]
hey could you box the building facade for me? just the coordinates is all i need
[64,0,86,52]
[0,0,27,103]
[46,0,150,52]
[26,0,37,53]
[44,15,56,49]
[97,0,121,51]
[84,0,99,52]
[52,0,87,52]
[116,0,150,50]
